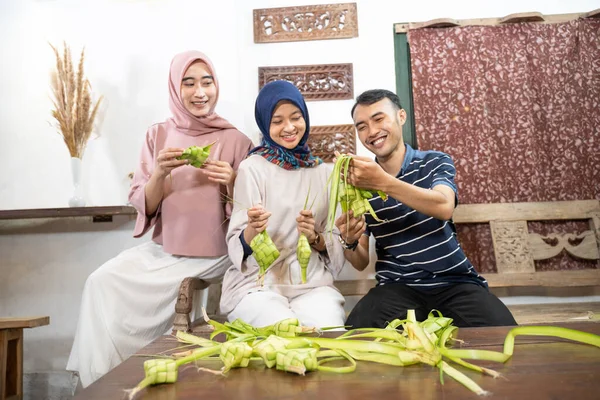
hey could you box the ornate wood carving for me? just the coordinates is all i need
[395,11,584,33]
[308,124,356,162]
[258,64,353,101]
[490,220,535,273]
[590,212,600,256]
[584,8,600,19]
[499,12,545,24]
[253,3,359,43]
[173,277,211,333]
[529,231,600,261]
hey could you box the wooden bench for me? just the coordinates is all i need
[0,317,49,400]
[173,200,600,332]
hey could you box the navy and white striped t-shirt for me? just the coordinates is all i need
[365,144,487,289]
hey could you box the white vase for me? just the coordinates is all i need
[68,157,86,207]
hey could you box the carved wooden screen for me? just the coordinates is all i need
[307,124,356,162]
[253,3,359,43]
[258,63,354,101]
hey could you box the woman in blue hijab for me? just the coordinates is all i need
[219,80,347,328]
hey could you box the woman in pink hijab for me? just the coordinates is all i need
[67,51,253,388]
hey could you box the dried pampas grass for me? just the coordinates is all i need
[49,42,103,159]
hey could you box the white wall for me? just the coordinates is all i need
[0,0,247,209]
[1,0,596,209]
[1,0,598,398]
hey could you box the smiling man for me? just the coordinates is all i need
[334,89,516,328]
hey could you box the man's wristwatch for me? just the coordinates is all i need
[338,235,359,251]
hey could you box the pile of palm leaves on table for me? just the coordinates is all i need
[126,309,600,399]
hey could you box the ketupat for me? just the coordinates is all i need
[250,230,280,277]
[129,310,600,400]
[296,234,311,283]
[143,359,178,385]
[253,335,289,368]
[338,180,387,217]
[220,341,253,373]
[207,316,318,341]
[328,154,388,233]
[276,348,319,375]
[177,142,216,168]
[127,345,221,399]
[271,317,318,337]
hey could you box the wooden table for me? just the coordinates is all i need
[76,322,600,400]
[1,317,50,400]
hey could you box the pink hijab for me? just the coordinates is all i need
[168,50,236,135]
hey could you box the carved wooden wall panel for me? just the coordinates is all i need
[258,64,354,101]
[307,124,356,162]
[253,3,359,43]
[590,212,600,256]
[490,220,535,273]
[529,231,600,261]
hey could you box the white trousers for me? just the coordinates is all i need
[66,241,230,388]
[227,286,346,329]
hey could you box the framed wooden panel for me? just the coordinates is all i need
[258,63,354,101]
[307,124,356,162]
[253,3,359,43]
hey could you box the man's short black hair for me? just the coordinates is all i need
[351,89,403,117]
